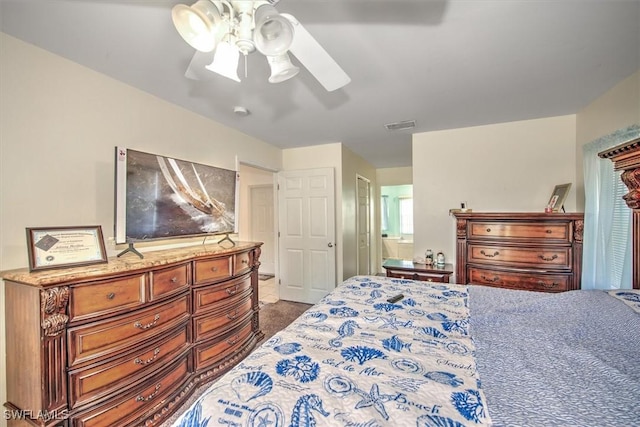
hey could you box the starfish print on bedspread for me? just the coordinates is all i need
[354,384,395,420]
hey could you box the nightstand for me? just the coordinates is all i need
[382,259,454,283]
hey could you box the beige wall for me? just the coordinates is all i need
[412,115,577,279]
[0,34,282,424]
[575,69,640,210]
[376,167,413,186]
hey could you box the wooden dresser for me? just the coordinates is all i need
[453,213,584,292]
[2,242,263,427]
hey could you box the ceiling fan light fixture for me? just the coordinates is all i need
[253,4,294,56]
[172,0,221,52]
[267,53,300,83]
[206,41,241,82]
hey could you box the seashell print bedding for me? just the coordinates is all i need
[171,276,491,427]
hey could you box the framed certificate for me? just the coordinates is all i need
[26,226,108,271]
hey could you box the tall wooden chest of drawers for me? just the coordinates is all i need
[453,213,584,292]
[2,242,262,426]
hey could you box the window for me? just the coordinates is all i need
[582,127,637,290]
[399,196,413,235]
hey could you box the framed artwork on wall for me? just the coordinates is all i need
[547,183,572,212]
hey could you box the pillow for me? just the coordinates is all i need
[608,289,640,313]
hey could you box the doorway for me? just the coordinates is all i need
[239,163,278,303]
[381,184,414,263]
[356,175,371,275]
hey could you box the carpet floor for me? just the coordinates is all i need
[158,299,312,426]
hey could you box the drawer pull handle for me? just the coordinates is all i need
[211,266,218,272]
[134,314,160,330]
[227,335,239,346]
[485,228,491,232]
[134,348,161,365]
[170,276,178,283]
[480,250,500,258]
[136,384,161,402]
[107,292,115,300]
[538,281,559,288]
[539,254,559,262]
[226,285,239,295]
[241,259,248,264]
[546,229,553,234]
[481,275,500,283]
[226,310,239,320]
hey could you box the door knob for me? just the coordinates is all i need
[328,243,333,247]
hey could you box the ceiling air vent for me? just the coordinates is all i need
[384,120,416,131]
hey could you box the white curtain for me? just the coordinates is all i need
[582,125,638,289]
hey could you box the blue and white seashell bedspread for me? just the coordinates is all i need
[172,276,491,427]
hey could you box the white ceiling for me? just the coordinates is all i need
[1,0,638,168]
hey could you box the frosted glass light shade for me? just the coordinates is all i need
[206,41,241,82]
[267,54,299,83]
[171,0,221,52]
[253,4,294,56]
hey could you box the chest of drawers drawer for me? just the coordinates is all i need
[71,353,191,427]
[469,221,571,242]
[468,244,571,269]
[69,274,146,322]
[234,251,252,275]
[68,322,191,409]
[194,256,232,284]
[386,270,450,283]
[193,274,252,314]
[68,293,190,367]
[149,263,190,300]
[194,319,254,371]
[468,266,571,292]
[193,293,253,341]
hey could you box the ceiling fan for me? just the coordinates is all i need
[172,0,351,92]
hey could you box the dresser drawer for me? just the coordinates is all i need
[149,263,190,300]
[386,270,450,283]
[193,294,253,341]
[194,256,232,284]
[468,244,571,269]
[69,274,146,322]
[468,267,571,292]
[194,319,254,371]
[469,221,571,243]
[68,294,190,367]
[193,274,252,315]
[68,322,191,409]
[234,250,252,275]
[71,354,190,427]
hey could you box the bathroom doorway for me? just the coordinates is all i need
[381,185,413,263]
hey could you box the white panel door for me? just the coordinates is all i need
[278,168,336,304]
[250,185,275,274]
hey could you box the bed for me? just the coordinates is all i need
[170,137,640,427]
[170,276,640,427]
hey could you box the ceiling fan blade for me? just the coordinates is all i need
[184,50,214,80]
[281,13,351,92]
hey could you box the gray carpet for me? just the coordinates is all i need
[158,299,312,426]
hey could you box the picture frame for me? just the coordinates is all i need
[26,226,108,272]
[547,183,572,212]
